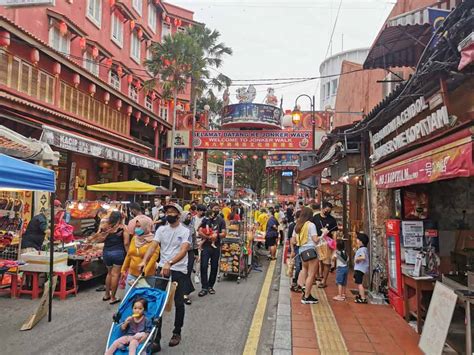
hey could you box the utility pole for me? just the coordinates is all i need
[169,90,178,192]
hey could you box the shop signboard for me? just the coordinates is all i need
[221,103,282,129]
[265,152,300,168]
[193,130,313,151]
[164,148,189,164]
[166,131,191,148]
[41,126,161,171]
[223,159,234,193]
[0,0,54,6]
[375,141,473,189]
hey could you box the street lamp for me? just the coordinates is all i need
[292,94,316,129]
[291,105,302,125]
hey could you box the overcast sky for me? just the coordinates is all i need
[172,0,395,110]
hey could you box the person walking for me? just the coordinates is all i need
[140,202,190,351]
[181,211,196,305]
[121,215,159,292]
[88,211,129,305]
[291,207,319,304]
[198,203,226,297]
[265,207,279,260]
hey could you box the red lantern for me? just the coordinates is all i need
[79,37,87,50]
[130,20,136,30]
[88,83,96,96]
[127,74,133,84]
[178,19,182,27]
[166,16,171,24]
[136,81,141,90]
[116,65,123,77]
[59,21,68,36]
[115,99,122,110]
[137,28,143,39]
[0,30,10,47]
[126,105,133,116]
[72,74,80,87]
[263,155,268,160]
[252,155,258,160]
[152,121,158,130]
[174,18,179,27]
[29,49,40,65]
[144,116,150,126]
[212,155,218,159]
[109,0,115,6]
[185,103,190,111]
[163,59,171,67]
[91,46,99,59]
[135,111,141,122]
[105,58,113,69]
[103,92,110,104]
[52,62,61,76]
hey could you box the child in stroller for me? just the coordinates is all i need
[105,297,152,355]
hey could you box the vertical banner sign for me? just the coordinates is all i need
[67,161,76,201]
[223,159,234,193]
[76,169,87,201]
[23,191,33,229]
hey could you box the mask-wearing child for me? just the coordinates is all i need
[105,298,152,355]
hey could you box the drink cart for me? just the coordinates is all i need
[219,221,249,283]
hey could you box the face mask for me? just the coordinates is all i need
[166,215,179,224]
[134,227,145,236]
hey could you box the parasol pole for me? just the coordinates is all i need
[48,192,55,322]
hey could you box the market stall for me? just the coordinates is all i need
[0,154,56,321]
[219,222,249,283]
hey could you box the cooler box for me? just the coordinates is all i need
[19,251,68,272]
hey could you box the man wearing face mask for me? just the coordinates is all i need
[181,211,196,305]
[140,202,190,351]
[312,201,338,288]
[152,198,163,220]
[198,203,226,297]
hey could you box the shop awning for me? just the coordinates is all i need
[375,128,474,189]
[297,142,342,182]
[363,24,432,69]
[41,126,165,171]
[0,125,59,164]
[0,154,56,192]
[87,180,158,193]
[158,168,201,187]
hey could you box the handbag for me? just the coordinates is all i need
[300,248,318,262]
[324,236,336,250]
[316,240,330,260]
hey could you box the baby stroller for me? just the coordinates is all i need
[105,275,172,355]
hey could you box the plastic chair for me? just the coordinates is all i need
[54,269,78,300]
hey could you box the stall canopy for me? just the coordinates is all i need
[87,179,158,193]
[0,153,56,191]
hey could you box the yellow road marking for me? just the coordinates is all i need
[310,288,348,354]
[242,258,277,355]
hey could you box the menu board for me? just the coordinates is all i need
[419,282,457,355]
[402,221,424,247]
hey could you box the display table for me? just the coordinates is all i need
[402,273,436,334]
[454,290,474,355]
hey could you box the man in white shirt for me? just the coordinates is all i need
[140,202,189,351]
[151,198,163,220]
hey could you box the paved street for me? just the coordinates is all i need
[0,257,279,355]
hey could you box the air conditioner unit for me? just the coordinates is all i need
[345,141,361,153]
[181,166,191,178]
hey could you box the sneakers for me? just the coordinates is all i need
[355,297,368,304]
[301,295,319,304]
[169,334,181,347]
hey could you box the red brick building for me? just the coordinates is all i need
[0,0,200,201]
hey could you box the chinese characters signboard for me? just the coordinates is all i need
[193,130,313,151]
[221,103,282,129]
[375,141,472,189]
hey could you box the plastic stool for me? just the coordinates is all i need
[54,269,77,300]
[18,271,43,299]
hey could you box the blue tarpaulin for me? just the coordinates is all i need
[0,153,56,192]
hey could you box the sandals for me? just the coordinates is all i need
[208,288,216,295]
[102,296,111,301]
[198,290,208,297]
[355,297,368,304]
[109,298,121,305]
[184,296,192,305]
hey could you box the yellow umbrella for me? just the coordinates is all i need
[87,179,157,193]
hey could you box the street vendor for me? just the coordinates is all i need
[21,211,49,253]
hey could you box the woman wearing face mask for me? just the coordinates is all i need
[121,215,160,292]
[181,211,196,305]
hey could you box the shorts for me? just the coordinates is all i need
[336,266,348,286]
[103,249,125,267]
[354,270,365,285]
[265,236,278,248]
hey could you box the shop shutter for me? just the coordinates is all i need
[10,58,20,91]
[0,50,8,85]
[71,89,78,115]
[39,72,48,102]
[59,82,66,109]
[78,92,85,117]
[46,76,54,104]
[94,100,100,125]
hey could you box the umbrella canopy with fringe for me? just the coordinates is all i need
[87,180,158,193]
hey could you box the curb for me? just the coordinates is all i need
[272,253,292,354]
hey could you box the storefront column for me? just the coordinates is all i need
[154,127,160,160]
[201,150,208,190]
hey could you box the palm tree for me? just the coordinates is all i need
[146,32,200,191]
[186,25,233,172]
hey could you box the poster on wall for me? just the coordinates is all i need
[394,189,402,218]
[76,169,87,201]
[403,190,429,220]
[166,131,190,148]
[164,149,190,164]
[402,220,424,248]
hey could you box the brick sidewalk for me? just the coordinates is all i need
[290,271,423,354]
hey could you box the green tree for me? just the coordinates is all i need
[146,32,200,191]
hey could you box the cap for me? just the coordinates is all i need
[163,202,183,214]
[54,199,62,208]
[357,233,369,246]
